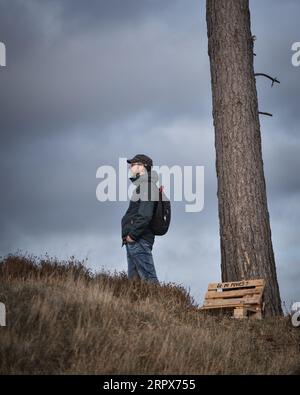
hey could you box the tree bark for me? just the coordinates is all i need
[206,0,282,316]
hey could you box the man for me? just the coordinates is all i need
[121,154,159,284]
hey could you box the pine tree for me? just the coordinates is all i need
[206,0,282,316]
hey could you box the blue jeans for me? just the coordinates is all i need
[125,238,159,284]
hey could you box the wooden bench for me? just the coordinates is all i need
[199,279,265,319]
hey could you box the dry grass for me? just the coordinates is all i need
[0,253,299,375]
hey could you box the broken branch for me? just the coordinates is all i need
[259,111,273,117]
[255,73,280,87]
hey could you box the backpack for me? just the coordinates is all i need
[149,186,171,235]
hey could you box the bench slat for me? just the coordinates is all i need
[203,295,261,307]
[204,286,264,300]
[200,304,261,311]
[208,279,265,290]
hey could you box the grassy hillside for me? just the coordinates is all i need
[0,253,299,374]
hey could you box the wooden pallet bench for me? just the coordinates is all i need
[199,279,265,319]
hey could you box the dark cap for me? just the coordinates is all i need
[127,154,153,169]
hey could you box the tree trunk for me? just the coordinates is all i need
[206,0,282,316]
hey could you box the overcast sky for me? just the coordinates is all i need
[0,0,299,308]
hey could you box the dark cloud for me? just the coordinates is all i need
[0,0,207,146]
[251,0,300,134]
[47,0,182,33]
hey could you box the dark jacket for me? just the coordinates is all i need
[121,169,159,247]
